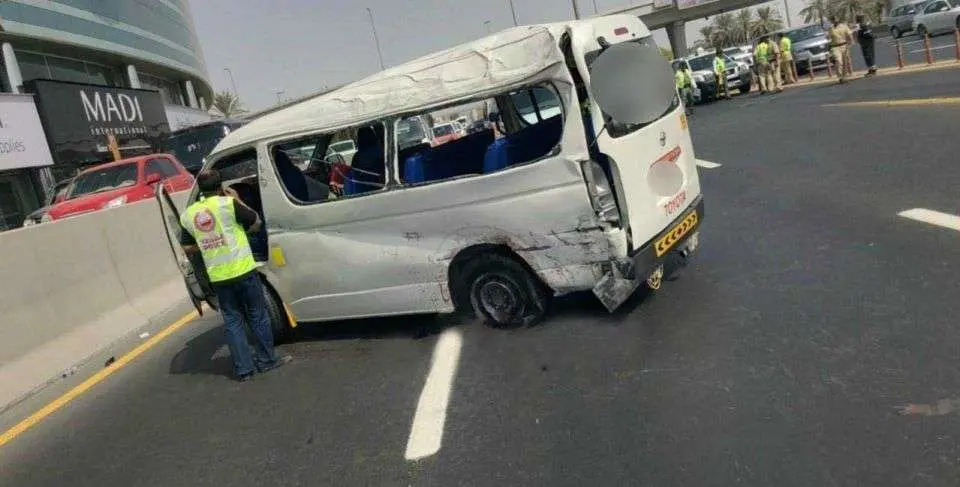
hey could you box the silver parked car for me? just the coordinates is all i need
[912,0,960,37]
[773,24,830,74]
[883,0,931,38]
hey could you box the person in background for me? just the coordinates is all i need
[828,16,854,84]
[754,35,780,94]
[778,32,798,84]
[674,62,694,115]
[180,170,292,382]
[713,49,731,100]
[855,14,877,76]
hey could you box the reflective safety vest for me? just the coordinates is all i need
[756,42,770,64]
[675,69,692,89]
[180,195,256,283]
[780,36,792,57]
[713,56,726,75]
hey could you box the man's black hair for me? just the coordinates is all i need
[197,169,222,196]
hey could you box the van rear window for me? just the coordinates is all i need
[586,38,678,138]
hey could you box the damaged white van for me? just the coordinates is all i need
[157,15,704,335]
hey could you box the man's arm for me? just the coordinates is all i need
[179,227,199,253]
[233,199,262,234]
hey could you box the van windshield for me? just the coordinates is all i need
[587,37,678,137]
[67,163,139,199]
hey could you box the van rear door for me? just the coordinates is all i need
[570,19,702,253]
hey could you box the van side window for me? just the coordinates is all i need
[399,83,563,186]
[270,122,387,205]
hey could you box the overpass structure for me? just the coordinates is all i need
[601,0,776,57]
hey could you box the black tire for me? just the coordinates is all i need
[261,280,293,343]
[459,254,549,329]
[739,84,750,94]
[891,26,901,38]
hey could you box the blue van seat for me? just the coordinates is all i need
[404,130,494,184]
[483,115,563,173]
[345,126,385,196]
[274,150,309,201]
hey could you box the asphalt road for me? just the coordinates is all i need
[2,67,960,487]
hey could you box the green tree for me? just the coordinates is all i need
[736,9,754,44]
[659,46,674,60]
[211,91,242,118]
[698,25,717,48]
[800,0,829,26]
[712,12,738,47]
[751,6,784,37]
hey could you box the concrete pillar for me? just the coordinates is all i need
[666,21,687,59]
[126,65,141,89]
[2,43,23,93]
[184,79,198,109]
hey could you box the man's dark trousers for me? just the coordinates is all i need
[213,272,279,377]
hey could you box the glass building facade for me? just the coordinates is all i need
[0,0,213,231]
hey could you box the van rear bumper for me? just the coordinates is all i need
[592,196,704,311]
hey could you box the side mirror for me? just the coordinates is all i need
[145,173,162,186]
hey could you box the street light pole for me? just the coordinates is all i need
[223,67,239,96]
[484,20,492,34]
[593,0,599,14]
[507,0,519,26]
[572,0,582,19]
[273,89,285,104]
[366,7,386,70]
[782,0,792,27]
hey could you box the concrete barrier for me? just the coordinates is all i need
[0,192,190,411]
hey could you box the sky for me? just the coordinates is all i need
[190,0,810,112]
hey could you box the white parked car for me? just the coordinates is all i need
[913,0,960,37]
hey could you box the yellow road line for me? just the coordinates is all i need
[0,310,199,449]
[823,97,960,108]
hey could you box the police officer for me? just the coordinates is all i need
[755,36,781,94]
[778,32,797,84]
[828,16,854,84]
[713,49,731,100]
[180,170,291,382]
[674,62,694,115]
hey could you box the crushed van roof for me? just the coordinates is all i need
[213,25,565,153]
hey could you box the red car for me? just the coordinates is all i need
[47,154,194,221]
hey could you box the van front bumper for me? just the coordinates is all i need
[592,196,704,312]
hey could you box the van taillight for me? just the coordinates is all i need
[614,27,628,36]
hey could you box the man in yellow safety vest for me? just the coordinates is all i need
[674,62,694,115]
[778,32,797,84]
[180,170,291,382]
[713,50,731,100]
[754,35,782,94]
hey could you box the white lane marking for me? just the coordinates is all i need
[898,208,960,231]
[404,327,463,461]
[696,159,722,169]
[908,44,955,54]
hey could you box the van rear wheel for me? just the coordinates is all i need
[261,280,293,343]
[460,254,548,329]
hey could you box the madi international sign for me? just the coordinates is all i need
[0,94,54,170]
[24,79,169,165]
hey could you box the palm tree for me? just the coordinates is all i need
[713,12,738,47]
[800,0,828,26]
[211,91,242,118]
[699,25,717,47]
[736,9,754,44]
[751,6,784,37]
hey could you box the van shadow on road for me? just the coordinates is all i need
[168,312,457,379]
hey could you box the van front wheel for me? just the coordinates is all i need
[261,280,293,343]
[461,254,548,329]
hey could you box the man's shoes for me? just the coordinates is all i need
[259,355,293,374]
[237,372,254,383]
